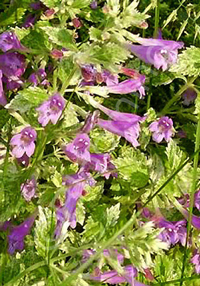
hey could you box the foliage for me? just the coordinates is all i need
[0,0,200,286]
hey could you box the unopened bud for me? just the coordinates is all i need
[72,18,82,29]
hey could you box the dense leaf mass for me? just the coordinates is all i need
[0,0,200,286]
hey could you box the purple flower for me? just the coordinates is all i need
[90,0,98,9]
[98,119,141,147]
[90,265,141,285]
[0,70,7,106]
[30,1,46,10]
[81,64,96,83]
[127,37,184,71]
[64,133,91,164]
[10,126,37,159]
[21,177,37,201]
[84,153,117,179]
[22,14,37,28]
[195,190,200,210]
[178,190,200,210]
[55,171,95,237]
[102,70,119,86]
[82,249,96,263]
[16,153,30,167]
[149,116,174,143]
[0,52,26,79]
[191,250,200,274]
[107,77,145,98]
[28,68,47,86]
[36,93,65,126]
[81,110,100,134]
[158,219,187,246]
[103,249,124,264]
[8,214,36,254]
[0,31,24,52]
[182,88,197,106]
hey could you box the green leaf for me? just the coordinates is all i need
[0,1,27,26]
[107,0,120,16]
[62,102,79,128]
[6,94,31,113]
[70,0,92,9]
[151,71,179,87]
[165,140,185,171]
[34,207,56,258]
[90,127,120,153]
[0,109,10,129]
[106,203,120,226]
[170,46,200,77]
[7,87,49,115]
[120,0,149,28]
[41,26,77,51]
[113,146,149,188]
[126,222,168,269]
[22,28,52,51]
[40,0,61,8]
[89,27,103,41]
[88,42,130,71]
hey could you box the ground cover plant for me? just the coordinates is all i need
[0,0,200,285]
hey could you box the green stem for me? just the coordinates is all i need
[161,76,197,115]
[153,0,160,38]
[180,107,200,286]
[146,91,151,111]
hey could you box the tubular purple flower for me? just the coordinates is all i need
[0,70,7,106]
[28,68,47,86]
[0,52,26,79]
[81,110,100,133]
[84,153,117,179]
[127,37,184,71]
[191,250,200,274]
[102,70,119,86]
[149,116,174,143]
[0,31,24,52]
[55,171,95,238]
[8,213,37,255]
[107,77,145,98]
[64,133,91,164]
[36,93,65,126]
[90,265,141,285]
[98,119,141,147]
[10,126,37,159]
[21,177,37,202]
[158,219,187,246]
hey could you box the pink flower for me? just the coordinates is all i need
[149,116,174,143]
[10,127,37,159]
[36,93,65,126]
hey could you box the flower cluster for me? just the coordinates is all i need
[80,65,146,98]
